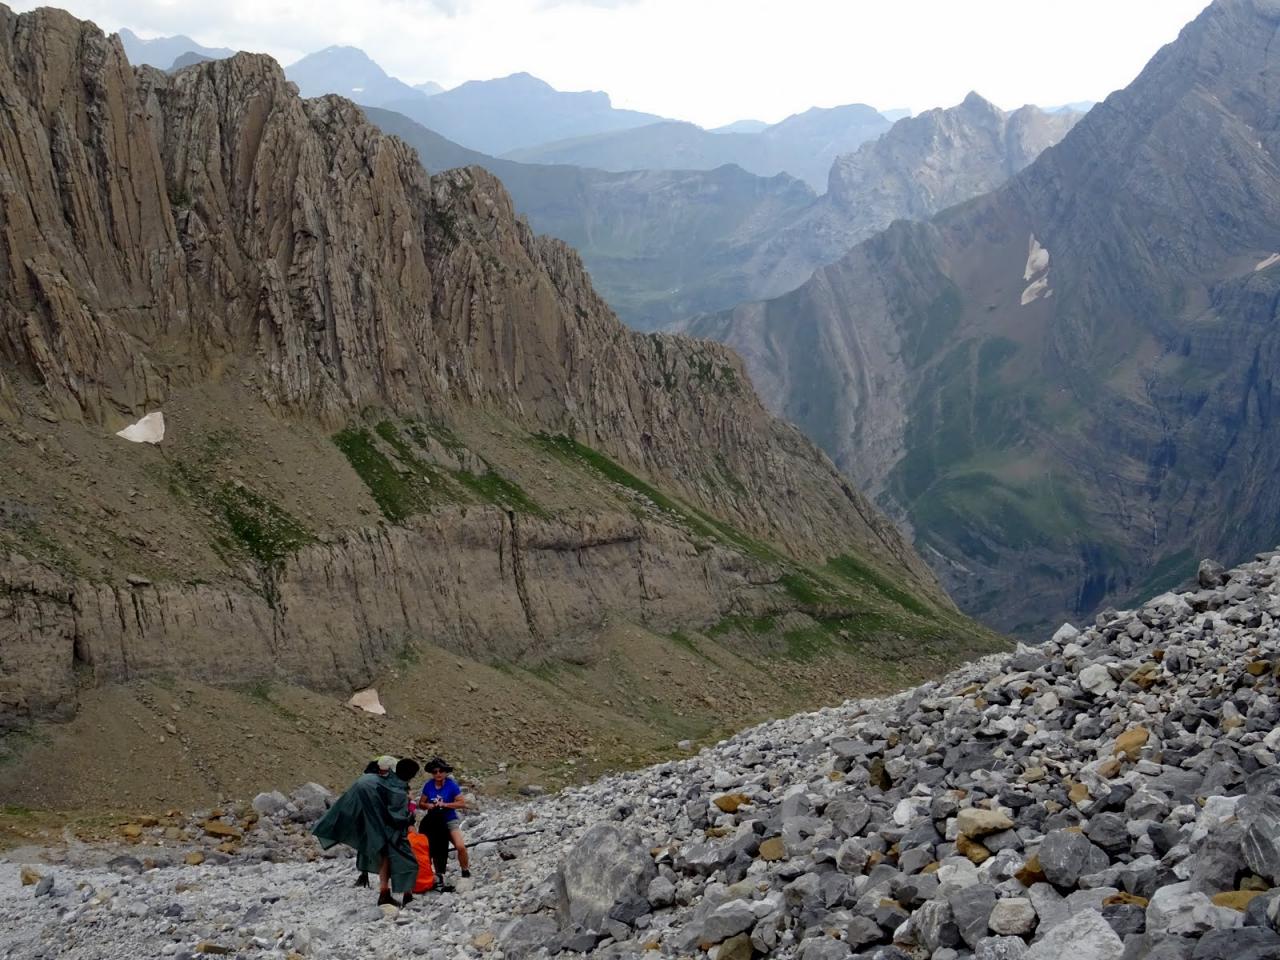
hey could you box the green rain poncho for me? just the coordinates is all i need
[312,772,418,893]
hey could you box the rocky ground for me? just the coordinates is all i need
[7,550,1280,959]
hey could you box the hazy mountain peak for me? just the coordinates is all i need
[116,26,234,69]
[285,45,425,107]
[959,90,1001,113]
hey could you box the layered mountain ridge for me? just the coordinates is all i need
[686,0,1280,635]
[0,4,1000,755]
[370,96,1077,330]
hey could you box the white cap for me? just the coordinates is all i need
[376,755,396,772]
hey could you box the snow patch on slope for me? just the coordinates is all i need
[1255,252,1280,272]
[115,411,165,444]
[347,688,386,715]
[1021,232,1052,305]
[1021,276,1052,305]
[1023,234,1050,280]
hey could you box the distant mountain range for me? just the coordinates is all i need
[505,104,894,191]
[682,0,1280,636]
[117,27,233,69]
[365,93,1076,331]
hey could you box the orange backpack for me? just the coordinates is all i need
[409,832,436,893]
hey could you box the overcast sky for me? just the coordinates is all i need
[16,0,1212,127]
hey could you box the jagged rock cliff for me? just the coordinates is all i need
[0,6,992,737]
[686,0,1280,636]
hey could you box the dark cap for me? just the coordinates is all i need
[425,756,453,773]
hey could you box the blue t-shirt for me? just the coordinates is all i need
[421,777,462,821]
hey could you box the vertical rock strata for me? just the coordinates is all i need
[0,6,956,727]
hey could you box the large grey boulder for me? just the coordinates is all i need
[949,884,997,948]
[1039,830,1109,887]
[558,823,657,930]
[988,897,1037,937]
[289,782,335,822]
[1146,882,1241,936]
[252,790,289,818]
[687,899,755,948]
[1025,909,1122,960]
[499,915,562,960]
[1241,797,1280,884]
[1191,926,1280,959]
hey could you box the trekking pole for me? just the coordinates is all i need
[468,828,545,847]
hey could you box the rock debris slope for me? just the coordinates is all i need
[6,549,1280,959]
[0,3,988,750]
[685,0,1280,636]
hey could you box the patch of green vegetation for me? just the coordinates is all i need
[780,624,835,661]
[454,468,546,517]
[340,419,545,520]
[166,430,313,591]
[333,425,436,522]
[825,554,933,617]
[536,432,719,533]
[779,572,832,607]
[212,483,312,572]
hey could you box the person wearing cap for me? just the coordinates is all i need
[420,757,470,885]
[313,755,421,907]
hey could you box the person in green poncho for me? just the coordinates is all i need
[313,755,421,907]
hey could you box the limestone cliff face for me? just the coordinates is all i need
[0,6,954,729]
[2,510,777,727]
[687,0,1280,635]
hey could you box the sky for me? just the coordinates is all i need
[15,0,1213,127]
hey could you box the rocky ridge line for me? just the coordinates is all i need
[5,547,1280,958]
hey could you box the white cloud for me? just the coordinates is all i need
[15,0,1213,127]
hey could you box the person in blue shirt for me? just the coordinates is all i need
[421,757,470,885]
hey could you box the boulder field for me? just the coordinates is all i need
[6,549,1280,959]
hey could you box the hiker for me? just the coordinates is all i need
[421,757,470,885]
[354,757,388,888]
[407,816,436,894]
[313,756,422,907]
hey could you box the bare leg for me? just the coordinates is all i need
[451,828,470,872]
[378,856,391,892]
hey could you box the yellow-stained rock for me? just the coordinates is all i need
[202,820,242,839]
[184,851,205,866]
[1212,890,1264,911]
[1114,726,1149,759]
[19,866,41,886]
[956,834,991,865]
[758,837,786,862]
[713,793,750,814]
[1104,891,1149,908]
[1015,854,1046,886]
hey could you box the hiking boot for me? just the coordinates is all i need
[354,872,369,888]
[461,869,471,879]
[401,892,414,906]
[377,890,399,907]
